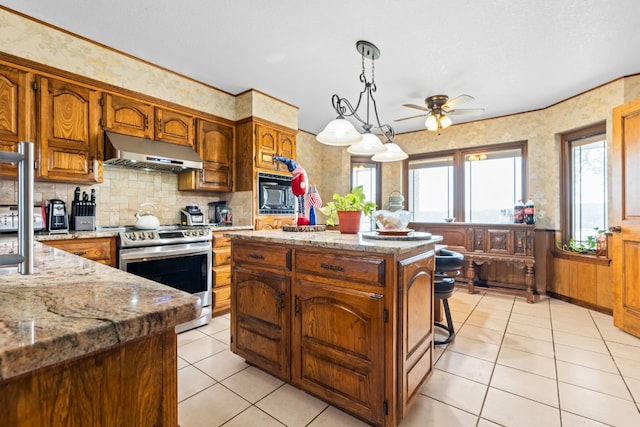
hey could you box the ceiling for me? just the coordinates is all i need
[3,0,640,136]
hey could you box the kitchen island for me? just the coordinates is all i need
[0,239,201,427]
[226,230,442,427]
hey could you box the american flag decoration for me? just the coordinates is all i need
[305,185,323,211]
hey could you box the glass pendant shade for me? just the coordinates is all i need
[440,114,453,129]
[425,115,439,131]
[316,118,363,146]
[347,132,385,155]
[371,142,408,162]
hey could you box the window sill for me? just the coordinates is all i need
[552,249,610,266]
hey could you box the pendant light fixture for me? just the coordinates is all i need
[317,40,407,161]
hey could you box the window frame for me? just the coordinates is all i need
[350,156,382,209]
[403,141,528,223]
[559,122,607,249]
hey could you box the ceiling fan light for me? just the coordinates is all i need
[371,142,408,162]
[317,119,363,146]
[425,115,439,131]
[440,114,453,129]
[347,132,386,154]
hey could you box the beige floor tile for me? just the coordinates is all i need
[510,311,552,329]
[399,394,478,427]
[178,383,251,427]
[558,382,640,426]
[481,387,561,427]
[435,350,495,385]
[197,316,230,335]
[193,348,249,381]
[554,343,618,373]
[501,332,555,358]
[552,322,602,340]
[471,306,512,320]
[177,355,189,369]
[420,369,487,415]
[594,317,640,346]
[506,321,553,342]
[177,328,208,347]
[615,355,640,380]
[223,406,285,427]
[307,406,370,427]
[625,375,640,402]
[607,340,640,360]
[497,346,556,379]
[177,365,217,402]
[446,335,501,362]
[560,411,610,427]
[553,330,609,354]
[178,335,229,364]
[465,312,509,332]
[556,360,632,400]
[477,418,502,426]
[457,323,504,345]
[211,328,230,344]
[256,383,328,427]
[511,299,550,317]
[222,366,284,403]
[490,364,558,407]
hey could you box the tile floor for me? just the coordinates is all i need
[177,290,640,426]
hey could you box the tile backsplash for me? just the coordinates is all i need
[0,167,252,227]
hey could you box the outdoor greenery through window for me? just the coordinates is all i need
[351,157,381,231]
[406,142,526,223]
[561,123,607,252]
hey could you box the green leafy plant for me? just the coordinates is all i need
[559,227,606,254]
[319,185,377,226]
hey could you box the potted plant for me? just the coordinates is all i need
[320,185,377,234]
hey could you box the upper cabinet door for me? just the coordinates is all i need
[37,76,102,183]
[0,64,33,178]
[255,123,297,172]
[103,93,153,139]
[155,107,194,146]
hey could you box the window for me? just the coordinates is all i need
[351,157,381,231]
[405,142,526,223]
[561,123,607,245]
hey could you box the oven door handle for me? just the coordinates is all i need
[119,243,211,262]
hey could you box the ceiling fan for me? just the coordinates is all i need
[396,94,484,131]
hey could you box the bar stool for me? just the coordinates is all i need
[434,249,465,345]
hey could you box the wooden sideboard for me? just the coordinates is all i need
[411,222,538,303]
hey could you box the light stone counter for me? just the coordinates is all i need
[33,224,253,241]
[0,239,202,381]
[224,229,443,255]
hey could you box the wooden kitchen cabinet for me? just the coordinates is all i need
[43,237,116,267]
[211,231,232,316]
[178,118,234,192]
[0,63,35,178]
[255,123,296,170]
[230,238,436,426]
[36,76,102,183]
[103,93,195,146]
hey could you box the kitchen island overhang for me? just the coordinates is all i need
[0,239,201,426]
[226,229,442,427]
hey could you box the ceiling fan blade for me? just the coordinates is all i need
[448,108,484,116]
[395,113,429,122]
[402,103,431,112]
[443,94,474,110]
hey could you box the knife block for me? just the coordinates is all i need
[73,215,95,231]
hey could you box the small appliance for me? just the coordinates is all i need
[46,199,69,233]
[0,205,46,232]
[181,204,205,226]
[208,201,227,225]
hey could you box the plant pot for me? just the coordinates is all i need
[337,210,362,234]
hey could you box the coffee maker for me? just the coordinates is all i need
[208,201,232,226]
[46,199,68,233]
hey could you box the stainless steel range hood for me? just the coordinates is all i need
[104,131,203,173]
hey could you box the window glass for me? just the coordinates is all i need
[351,158,380,231]
[464,149,523,223]
[570,134,607,242]
[408,156,454,222]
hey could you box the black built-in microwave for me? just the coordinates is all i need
[257,172,296,215]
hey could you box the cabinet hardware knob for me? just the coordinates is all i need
[609,225,621,233]
[248,253,264,260]
[320,263,344,272]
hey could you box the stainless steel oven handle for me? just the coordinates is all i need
[119,242,211,262]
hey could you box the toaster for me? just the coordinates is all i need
[0,205,46,232]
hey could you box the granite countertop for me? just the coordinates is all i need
[224,230,443,255]
[33,225,253,241]
[0,239,202,381]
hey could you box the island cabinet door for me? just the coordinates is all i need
[231,266,291,380]
[397,251,435,420]
[291,278,385,426]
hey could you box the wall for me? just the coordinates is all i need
[0,8,296,227]
[316,75,640,230]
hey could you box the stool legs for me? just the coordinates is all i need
[434,298,455,345]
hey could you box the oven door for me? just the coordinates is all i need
[119,241,212,308]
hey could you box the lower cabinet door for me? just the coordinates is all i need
[292,278,385,425]
[231,267,291,380]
